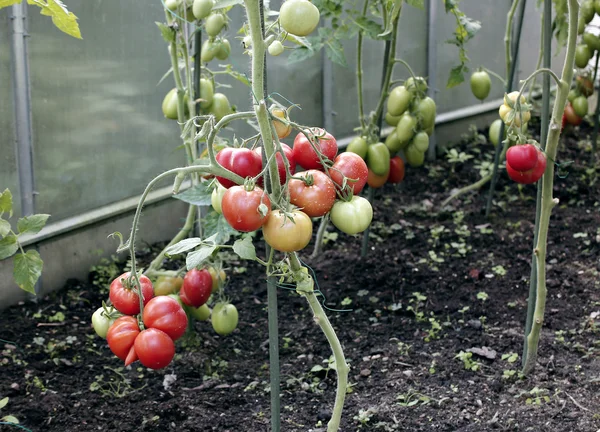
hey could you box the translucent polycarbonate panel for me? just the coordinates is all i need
[0,10,20,216]
[331,5,427,139]
[434,0,510,114]
[28,1,183,221]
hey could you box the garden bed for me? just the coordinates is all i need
[1,123,599,432]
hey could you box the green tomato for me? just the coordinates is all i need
[595,0,600,15]
[161,88,188,120]
[567,89,578,103]
[211,302,239,336]
[575,44,592,69]
[412,131,430,153]
[404,144,425,167]
[578,18,586,36]
[91,307,117,339]
[201,39,219,62]
[192,0,214,20]
[279,0,320,37]
[385,112,401,126]
[205,14,226,37]
[366,142,391,176]
[405,76,428,94]
[330,196,373,235]
[584,32,600,52]
[386,86,412,116]
[188,303,211,321]
[209,93,232,121]
[572,95,589,117]
[470,70,492,101]
[199,78,214,109]
[346,136,368,160]
[416,97,436,130]
[165,0,181,11]
[395,113,417,144]
[385,130,406,153]
[215,39,231,60]
[167,294,184,307]
[211,183,227,214]
[488,119,503,146]
[268,40,285,56]
[582,0,595,23]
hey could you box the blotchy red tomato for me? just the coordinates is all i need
[387,156,405,184]
[142,296,188,341]
[288,170,336,217]
[216,148,263,188]
[506,148,547,184]
[564,103,583,126]
[328,152,368,195]
[180,269,213,308]
[109,272,154,316]
[292,128,338,170]
[254,143,296,186]
[366,168,389,189]
[221,185,271,231]
[106,316,140,366]
[134,328,175,370]
[506,144,539,172]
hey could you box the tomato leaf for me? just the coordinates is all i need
[202,212,238,244]
[28,0,82,39]
[13,249,43,294]
[0,188,13,218]
[0,219,11,238]
[17,214,50,235]
[186,244,217,270]
[404,0,424,9]
[447,64,467,88]
[164,238,203,257]
[0,234,19,260]
[173,182,213,206]
[233,236,256,260]
[0,0,21,9]
[156,21,176,44]
[352,16,384,40]
[443,0,480,88]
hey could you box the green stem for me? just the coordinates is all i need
[523,0,579,375]
[482,67,508,86]
[505,0,521,81]
[356,0,369,131]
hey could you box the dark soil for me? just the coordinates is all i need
[2,121,600,432]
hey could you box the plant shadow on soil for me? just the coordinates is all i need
[1,121,600,432]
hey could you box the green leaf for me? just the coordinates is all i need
[17,214,50,235]
[212,0,243,9]
[352,16,384,40]
[0,219,11,238]
[28,0,82,39]
[202,212,238,244]
[446,64,466,88]
[186,244,217,270]
[13,249,43,294]
[232,236,256,260]
[0,397,8,409]
[156,21,176,43]
[164,238,203,256]
[0,188,13,218]
[173,182,213,206]
[0,0,21,9]
[0,234,19,260]
[2,415,19,424]
[404,0,424,9]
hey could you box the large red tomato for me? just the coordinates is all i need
[288,170,336,217]
[292,128,338,170]
[221,185,271,231]
[506,148,547,184]
[179,268,213,308]
[387,156,405,184]
[328,152,368,195]
[134,328,175,370]
[253,143,296,186]
[142,296,188,341]
[106,316,140,366]
[109,272,154,316]
[506,144,538,172]
[216,148,263,188]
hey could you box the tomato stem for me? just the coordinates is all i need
[356,0,370,131]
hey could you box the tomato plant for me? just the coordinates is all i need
[292,128,338,170]
[106,316,140,366]
[221,185,271,231]
[216,148,263,188]
[279,0,320,37]
[180,268,213,308]
[263,210,312,252]
[142,296,188,341]
[109,273,154,316]
[134,328,176,370]
[470,70,492,100]
[328,152,368,195]
[329,196,373,235]
[288,170,336,217]
[211,302,239,336]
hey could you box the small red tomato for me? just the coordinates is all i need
[109,272,154,316]
[216,148,263,188]
[221,185,271,232]
[134,328,175,370]
[292,128,338,170]
[387,156,405,184]
[564,103,583,126]
[328,152,368,195]
[506,144,539,172]
[506,148,547,184]
[254,143,296,186]
[288,170,337,217]
[180,268,213,308]
[142,296,188,341]
[106,316,140,366]
[366,168,389,189]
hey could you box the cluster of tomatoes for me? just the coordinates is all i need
[575,0,600,69]
[376,76,436,169]
[91,267,237,370]
[564,75,592,128]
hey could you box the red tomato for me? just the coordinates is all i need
[387,156,405,184]
[180,269,213,308]
[506,144,539,172]
[142,296,188,341]
[134,328,175,370]
[506,148,547,184]
[221,185,271,231]
[253,143,296,186]
[106,316,140,366]
[292,128,338,170]
[288,170,336,217]
[564,103,583,126]
[367,168,389,188]
[216,148,263,188]
[109,272,154,315]
[328,152,368,195]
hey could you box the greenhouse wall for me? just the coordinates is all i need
[1,0,565,305]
